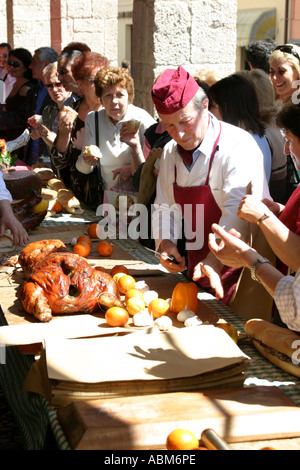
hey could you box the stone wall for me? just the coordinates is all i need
[1,0,118,63]
[132,0,237,114]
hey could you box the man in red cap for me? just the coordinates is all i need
[151,65,271,304]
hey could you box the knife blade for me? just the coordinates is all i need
[144,246,179,264]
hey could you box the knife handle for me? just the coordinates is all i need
[201,429,231,450]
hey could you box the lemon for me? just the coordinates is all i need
[32,198,49,214]
[126,297,145,316]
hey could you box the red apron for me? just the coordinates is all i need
[173,122,239,304]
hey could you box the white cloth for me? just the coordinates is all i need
[0,68,16,101]
[152,114,271,248]
[0,171,12,203]
[274,270,300,332]
[76,104,156,190]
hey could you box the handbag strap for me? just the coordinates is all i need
[95,111,102,183]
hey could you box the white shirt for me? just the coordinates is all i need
[0,171,12,202]
[152,114,271,248]
[76,104,156,190]
[274,270,300,332]
[0,68,16,101]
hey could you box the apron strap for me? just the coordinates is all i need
[205,121,222,185]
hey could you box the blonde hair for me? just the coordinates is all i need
[42,61,58,81]
[269,44,300,78]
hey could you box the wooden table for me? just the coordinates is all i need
[1,218,300,450]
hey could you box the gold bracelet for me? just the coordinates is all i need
[257,213,270,226]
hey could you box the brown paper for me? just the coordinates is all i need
[45,325,250,383]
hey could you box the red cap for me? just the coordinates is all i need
[151,65,199,114]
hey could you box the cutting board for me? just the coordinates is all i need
[57,386,300,450]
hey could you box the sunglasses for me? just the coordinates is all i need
[7,60,21,68]
[45,82,63,90]
[274,45,300,62]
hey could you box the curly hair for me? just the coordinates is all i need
[72,51,109,81]
[276,101,300,139]
[94,66,135,103]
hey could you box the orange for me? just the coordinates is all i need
[51,199,63,213]
[73,242,91,257]
[148,298,170,319]
[125,288,144,303]
[110,264,129,277]
[166,429,199,450]
[77,235,92,245]
[113,272,127,283]
[217,323,238,343]
[88,223,102,239]
[105,306,129,327]
[97,240,114,256]
[117,274,136,294]
[126,297,146,316]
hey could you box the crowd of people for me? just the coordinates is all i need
[0,38,300,331]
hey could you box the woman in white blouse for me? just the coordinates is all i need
[76,66,156,192]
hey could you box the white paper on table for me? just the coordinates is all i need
[45,325,250,383]
[0,314,132,346]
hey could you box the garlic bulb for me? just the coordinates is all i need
[177,308,196,322]
[155,315,172,331]
[184,316,202,327]
[71,236,78,246]
[135,280,150,293]
[133,310,153,327]
[143,290,158,306]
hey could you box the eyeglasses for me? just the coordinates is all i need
[274,45,300,62]
[45,82,63,90]
[7,60,21,68]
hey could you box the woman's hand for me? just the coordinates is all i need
[112,165,132,182]
[237,195,273,224]
[208,223,258,269]
[192,251,224,299]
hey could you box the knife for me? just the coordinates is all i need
[144,246,179,264]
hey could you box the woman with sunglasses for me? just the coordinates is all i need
[0,48,35,158]
[269,44,300,104]
[50,51,109,208]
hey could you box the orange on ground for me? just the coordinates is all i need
[105,306,129,327]
[110,264,129,277]
[77,235,92,245]
[126,297,146,316]
[125,288,144,303]
[166,429,199,450]
[97,240,114,256]
[117,274,136,294]
[88,223,102,238]
[51,199,63,213]
[73,242,91,257]
[148,298,170,319]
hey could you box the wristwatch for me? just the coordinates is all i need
[250,257,272,283]
[257,213,270,226]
